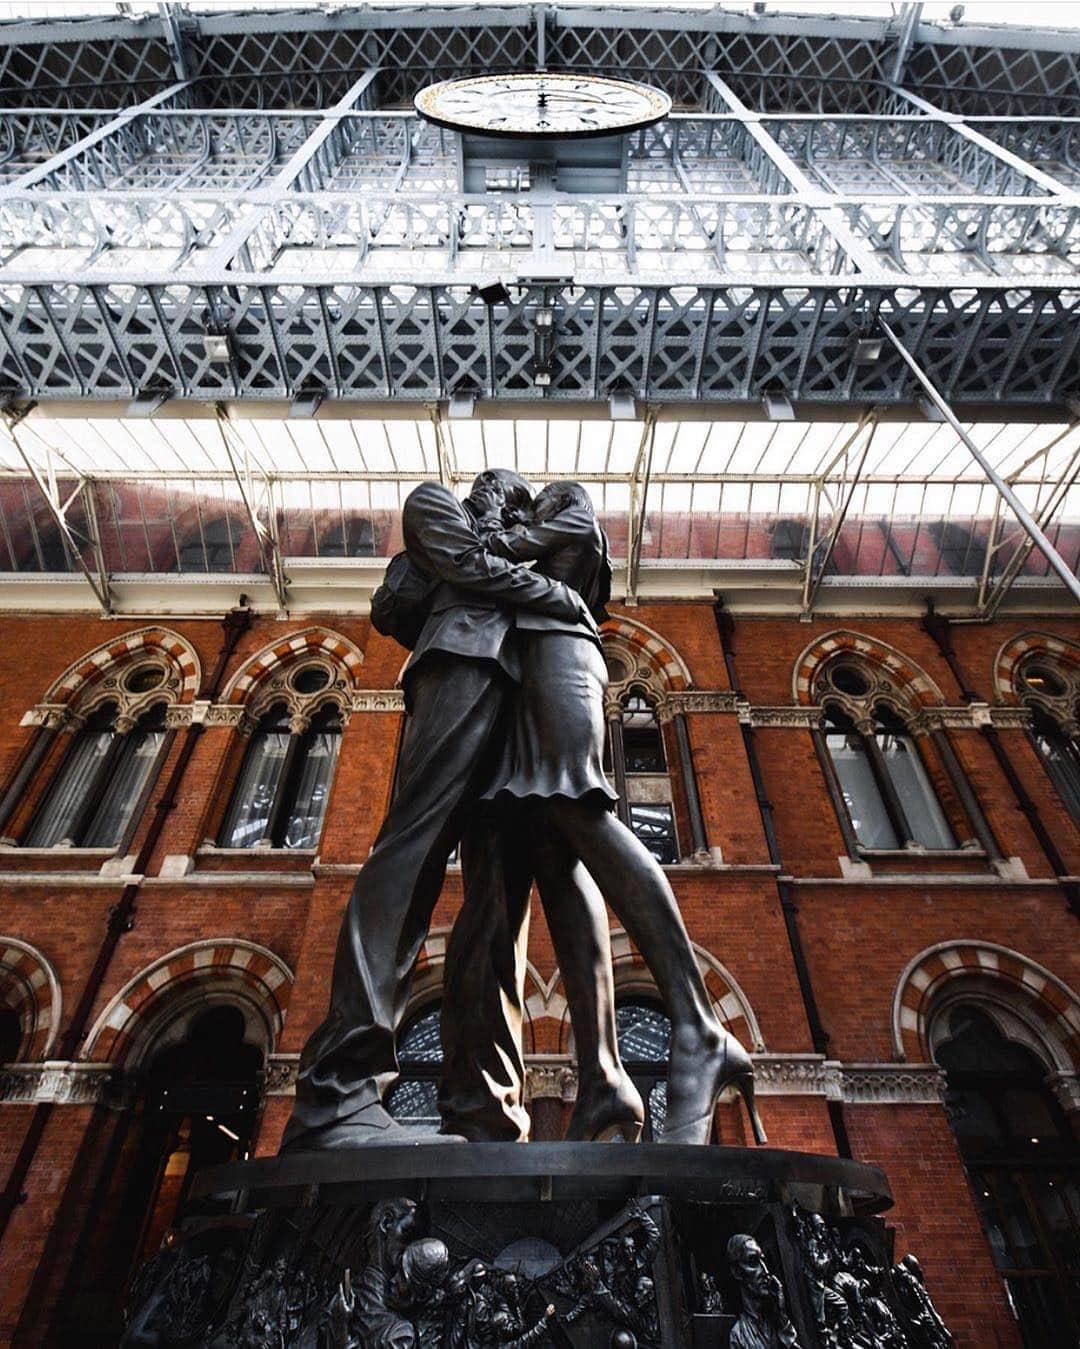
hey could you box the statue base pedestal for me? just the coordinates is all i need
[122,1144,950,1348]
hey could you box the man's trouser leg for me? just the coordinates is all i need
[284,657,509,1145]
[438,805,533,1141]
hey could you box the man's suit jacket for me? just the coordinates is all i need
[400,481,583,697]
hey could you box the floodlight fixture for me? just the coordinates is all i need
[533,306,554,387]
[763,391,795,421]
[609,391,637,421]
[475,279,512,306]
[448,390,477,419]
[127,390,171,419]
[202,331,231,365]
[850,335,883,365]
[289,388,325,419]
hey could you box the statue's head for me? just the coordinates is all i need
[400,1237,450,1296]
[533,479,593,524]
[726,1234,769,1296]
[370,1198,420,1269]
[467,469,533,524]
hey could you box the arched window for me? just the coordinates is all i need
[605,689,679,865]
[218,694,342,850]
[1015,655,1080,826]
[317,515,375,558]
[615,998,671,1141]
[24,697,168,848]
[932,1005,1080,1346]
[386,1003,442,1133]
[815,658,956,851]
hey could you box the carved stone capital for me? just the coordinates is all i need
[839,1064,947,1105]
[748,706,825,729]
[0,1061,124,1106]
[1046,1070,1080,1114]
[21,703,71,730]
[264,1054,299,1096]
[990,706,1035,730]
[204,704,247,728]
[165,705,193,728]
[524,1064,578,1102]
[652,696,676,726]
[350,690,405,713]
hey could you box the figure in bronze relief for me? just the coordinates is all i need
[726,1234,800,1349]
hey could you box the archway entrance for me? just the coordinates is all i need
[935,1005,1080,1345]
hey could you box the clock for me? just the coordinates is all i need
[414,72,672,140]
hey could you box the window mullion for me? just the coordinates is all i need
[264,729,307,847]
[607,711,631,828]
[864,730,916,846]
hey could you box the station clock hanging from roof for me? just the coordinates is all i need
[414,72,672,139]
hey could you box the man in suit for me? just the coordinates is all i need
[283,469,588,1150]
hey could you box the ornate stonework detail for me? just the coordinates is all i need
[794,631,945,709]
[989,706,1035,730]
[524,1063,578,1101]
[20,703,71,730]
[205,704,247,727]
[350,689,405,713]
[0,1060,119,1105]
[839,1064,947,1104]
[663,690,740,715]
[264,1054,300,1096]
[165,705,194,728]
[747,706,824,729]
[1047,1070,1080,1114]
[750,1056,837,1097]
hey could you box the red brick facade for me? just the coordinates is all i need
[0,605,1077,1347]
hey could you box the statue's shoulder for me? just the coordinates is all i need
[404,480,458,514]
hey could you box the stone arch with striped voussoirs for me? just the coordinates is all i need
[0,937,61,1061]
[82,940,292,1068]
[993,630,1080,705]
[40,626,201,710]
[793,629,945,710]
[600,617,692,694]
[219,627,365,710]
[893,940,1080,1072]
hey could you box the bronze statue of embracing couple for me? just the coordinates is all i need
[282,469,763,1152]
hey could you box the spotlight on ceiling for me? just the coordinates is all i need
[762,391,795,422]
[289,388,325,419]
[202,331,231,365]
[919,398,945,424]
[127,389,171,419]
[533,306,554,388]
[608,391,637,421]
[448,389,477,419]
[475,279,512,306]
[850,334,883,365]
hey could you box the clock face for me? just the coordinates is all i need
[414,73,672,140]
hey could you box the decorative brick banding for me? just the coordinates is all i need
[83,940,292,1065]
[894,940,1080,1068]
[993,630,1080,704]
[221,627,365,705]
[0,938,60,1061]
[793,630,943,707]
[600,618,691,691]
[44,626,201,706]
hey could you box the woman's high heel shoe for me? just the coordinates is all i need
[660,1030,767,1147]
[564,1076,645,1143]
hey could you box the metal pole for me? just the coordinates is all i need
[880,320,1080,607]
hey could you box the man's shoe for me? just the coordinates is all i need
[281,1102,466,1152]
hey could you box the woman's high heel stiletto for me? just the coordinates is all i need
[564,1076,645,1143]
[660,1030,767,1147]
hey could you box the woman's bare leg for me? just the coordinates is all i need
[528,806,643,1139]
[544,799,762,1145]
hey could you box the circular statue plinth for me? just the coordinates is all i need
[124,1143,953,1348]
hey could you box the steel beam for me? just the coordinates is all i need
[214,404,288,608]
[881,320,1080,607]
[0,404,112,612]
[626,406,658,602]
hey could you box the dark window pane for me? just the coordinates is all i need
[398,1006,443,1064]
[630,803,678,864]
[318,516,375,557]
[218,705,292,848]
[874,728,955,849]
[615,1002,671,1065]
[283,715,341,849]
[388,1006,442,1133]
[24,728,113,846]
[1032,722,1080,824]
[81,710,166,848]
[0,1008,22,1063]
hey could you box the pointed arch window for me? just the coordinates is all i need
[218,698,342,850]
[814,658,958,852]
[24,699,168,848]
[615,998,670,1141]
[1015,657,1080,826]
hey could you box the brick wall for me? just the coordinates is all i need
[0,604,1076,1347]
